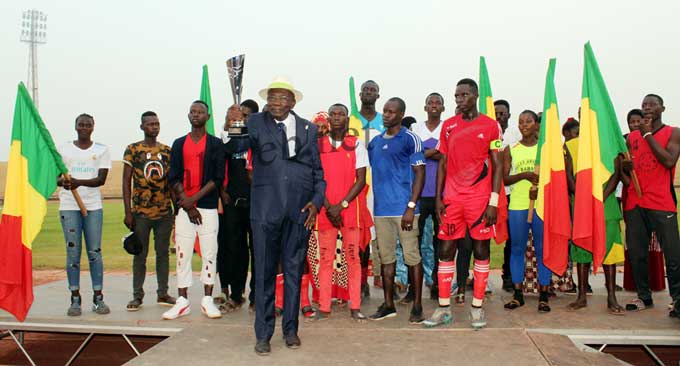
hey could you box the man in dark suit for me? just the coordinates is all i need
[224,77,325,356]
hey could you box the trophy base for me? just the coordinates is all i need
[228,126,248,136]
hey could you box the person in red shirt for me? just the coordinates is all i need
[622,109,666,294]
[423,79,503,329]
[163,100,226,320]
[622,94,680,318]
[311,104,368,322]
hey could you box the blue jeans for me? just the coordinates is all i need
[60,209,104,291]
[395,217,435,286]
[508,209,550,286]
[395,240,408,285]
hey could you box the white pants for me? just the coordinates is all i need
[175,208,218,288]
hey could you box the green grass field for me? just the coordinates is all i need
[33,201,205,271]
[32,201,506,271]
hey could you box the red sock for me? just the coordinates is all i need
[275,274,284,309]
[437,261,455,306]
[300,274,311,309]
[472,259,490,307]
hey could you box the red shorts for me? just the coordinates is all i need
[438,196,494,241]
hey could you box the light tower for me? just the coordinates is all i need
[20,10,47,109]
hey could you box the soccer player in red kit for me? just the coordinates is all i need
[423,78,503,329]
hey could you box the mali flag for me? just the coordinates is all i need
[478,57,508,244]
[0,83,68,321]
[536,59,571,275]
[348,77,365,142]
[348,76,375,190]
[478,56,496,120]
[200,64,215,136]
[572,43,627,271]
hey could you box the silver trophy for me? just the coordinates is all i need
[226,54,247,136]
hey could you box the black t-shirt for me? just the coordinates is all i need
[227,156,250,201]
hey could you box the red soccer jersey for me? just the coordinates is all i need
[437,114,503,200]
[182,133,207,197]
[626,126,677,212]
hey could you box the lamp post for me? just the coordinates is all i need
[20,10,47,109]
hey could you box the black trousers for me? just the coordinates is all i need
[252,218,309,342]
[502,236,512,280]
[625,206,680,306]
[217,203,252,302]
[418,197,440,284]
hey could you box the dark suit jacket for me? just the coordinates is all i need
[168,133,226,209]
[225,111,325,224]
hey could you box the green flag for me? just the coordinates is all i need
[478,56,496,120]
[572,42,628,270]
[200,65,215,135]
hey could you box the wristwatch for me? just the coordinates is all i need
[341,200,349,209]
[407,201,416,209]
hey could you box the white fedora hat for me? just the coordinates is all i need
[259,76,303,102]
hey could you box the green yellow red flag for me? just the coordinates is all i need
[572,42,627,271]
[200,64,215,135]
[479,56,496,120]
[477,57,508,243]
[348,77,365,142]
[0,83,68,321]
[535,59,572,274]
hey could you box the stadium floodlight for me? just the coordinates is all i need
[20,9,47,109]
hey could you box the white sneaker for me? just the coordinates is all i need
[470,306,487,330]
[162,296,190,320]
[201,296,222,319]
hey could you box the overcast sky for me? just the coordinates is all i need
[1,0,679,160]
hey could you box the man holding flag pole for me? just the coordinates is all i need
[623,92,680,317]
[570,43,630,315]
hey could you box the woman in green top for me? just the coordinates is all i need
[502,110,552,313]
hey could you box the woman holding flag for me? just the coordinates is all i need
[502,110,552,313]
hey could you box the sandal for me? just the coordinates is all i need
[126,298,143,312]
[351,310,367,322]
[608,305,625,316]
[537,301,551,313]
[504,299,524,310]
[219,298,244,314]
[308,310,330,322]
[454,293,465,307]
[625,298,652,312]
[301,306,317,319]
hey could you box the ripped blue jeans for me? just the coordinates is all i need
[60,209,104,291]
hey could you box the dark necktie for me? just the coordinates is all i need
[277,122,289,158]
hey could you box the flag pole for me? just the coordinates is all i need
[63,174,88,217]
[527,165,539,223]
[623,152,642,197]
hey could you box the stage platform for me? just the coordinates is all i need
[1,273,679,365]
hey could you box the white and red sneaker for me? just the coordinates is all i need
[201,296,222,319]
[162,296,190,320]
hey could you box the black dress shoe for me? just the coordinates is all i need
[283,333,301,349]
[254,340,271,356]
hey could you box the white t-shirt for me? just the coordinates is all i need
[328,136,369,169]
[58,141,112,211]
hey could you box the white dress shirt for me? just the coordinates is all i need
[275,113,297,158]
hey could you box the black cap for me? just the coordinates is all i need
[123,232,142,255]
